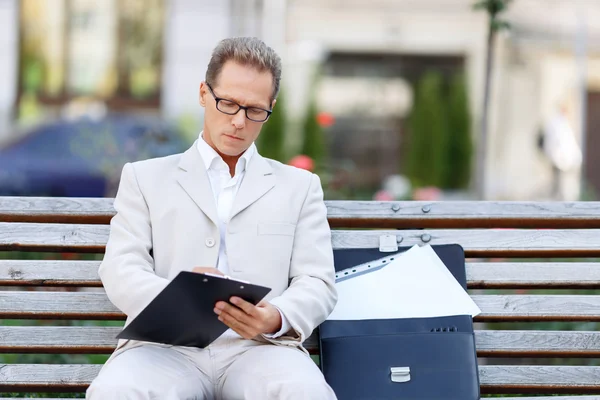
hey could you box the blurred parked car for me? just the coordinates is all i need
[0,113,190,197]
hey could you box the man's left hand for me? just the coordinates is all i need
[214,297,282,339]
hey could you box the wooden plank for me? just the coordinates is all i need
[2,292,600,322]
[474,330,600,358]
[0,260,101,287]
[332,229,600,258]
[0,291,121,320]
[0,223,107,253]
[327,201,600,229]
[0,397,594,400]
[480,366,600,394]
[3,327,600,358]
[474,295,600,322]
[0,327,121,354]
[497,397,600,400]
[467,262,600,289]
[3,260,600,290]
[4,197,600,229]
[4,223,600,257]
[0,364,100,392]
[2,365,600,394]
[0,197,114,224]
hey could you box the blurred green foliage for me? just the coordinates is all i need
[444,73,473,189]
[405,72,448,188]
[256,90,287,162]
[404,71,473,190]
[301,95,327,172]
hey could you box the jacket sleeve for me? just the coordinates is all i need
[263,173,338,344]
[99,163,169,319]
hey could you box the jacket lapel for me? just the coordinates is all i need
[230,153,275,220]
[175,142,219,227]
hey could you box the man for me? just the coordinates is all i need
[86,37,338,400]
[541,103,582,200]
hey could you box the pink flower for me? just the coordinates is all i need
[373,190,394,201]
[288,155,315,172]
[412,187,442,201]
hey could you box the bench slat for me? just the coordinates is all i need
[4,197,600,229]
[467,262,600,289]
[0,327,120,354]
[0,197,114,224]
[0,260,102,286]
[3,327,600,358]
[0,291,121,320]
[327,200,600,229]
[2,292,600,321]
[1,364,600,394]
[333,229,600,258]
[1,397,595,400]
[480,366,600,394]
[3,260,600,289]
[3,223,600,257]
[498,397,600,400]
[474,330,600,357]
[0,223,107,253]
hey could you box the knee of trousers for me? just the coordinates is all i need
[252,380,336,400]
[292,381,337,399]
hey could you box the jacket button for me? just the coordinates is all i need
[205,238,215,248]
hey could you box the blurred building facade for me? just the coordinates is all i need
[0,1,18,142]
[283,0,600,201]
[1,0,599,200]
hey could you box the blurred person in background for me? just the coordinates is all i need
[86,37,337,400]
[540,103,582,200]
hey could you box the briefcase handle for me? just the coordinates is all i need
[390,367,411,383]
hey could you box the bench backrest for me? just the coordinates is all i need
[1,197,600,397]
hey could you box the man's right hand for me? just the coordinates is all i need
[191,267,223,276]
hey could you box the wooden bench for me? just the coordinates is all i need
[2,196,600,398]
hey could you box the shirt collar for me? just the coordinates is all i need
[197,131,256,175]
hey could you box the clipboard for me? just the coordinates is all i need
[116,271,272,348]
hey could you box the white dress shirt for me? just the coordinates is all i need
[196,133,291,338]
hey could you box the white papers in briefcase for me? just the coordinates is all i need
[327,245,481,321]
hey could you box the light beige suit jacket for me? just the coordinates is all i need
[100,141,338,359]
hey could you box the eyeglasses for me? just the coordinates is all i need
[205,82,272,122]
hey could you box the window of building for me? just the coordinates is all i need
[18,0,165,118]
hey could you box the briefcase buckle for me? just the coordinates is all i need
[379,234,399,252]
[390,367,411,383]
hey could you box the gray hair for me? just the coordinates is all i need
[206,37,282,102]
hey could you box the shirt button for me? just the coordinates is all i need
[205,238,215,248]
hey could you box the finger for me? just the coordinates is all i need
[218,310,255,338]
[229,297,259,316]
[215,303,253,327]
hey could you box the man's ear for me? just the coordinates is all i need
[199,82,207,108]
[270,98,277,110]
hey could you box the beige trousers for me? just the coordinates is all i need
[86,334,337,400]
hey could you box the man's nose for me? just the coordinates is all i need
[232,109,246,129]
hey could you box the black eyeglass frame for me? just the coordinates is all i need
[205,82,273,122]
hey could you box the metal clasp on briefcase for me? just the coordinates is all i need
[390,367,411,383]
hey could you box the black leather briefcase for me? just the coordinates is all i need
[319,245,480,400]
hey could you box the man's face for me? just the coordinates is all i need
[199,61,275,158]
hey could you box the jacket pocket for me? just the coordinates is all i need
[258,222,296,236]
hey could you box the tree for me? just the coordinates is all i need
[473,0,512,199]
[444,73,473,189]
[256,90,286,162]
[404,72,449,188]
